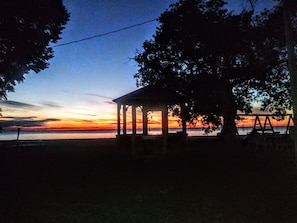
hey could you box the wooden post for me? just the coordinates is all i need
[131,104,137,155]
[162,105,168,153]
[17,128,20,141]
[132,104,137,135]
[143,106,148,135]
[117,103,121,135]
[123,104,127,135]
[162,105,168,135]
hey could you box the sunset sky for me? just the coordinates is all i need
[0,0,276,131]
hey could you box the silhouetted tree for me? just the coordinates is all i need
[134,0,296,139]
[0,0,69,100]
[281,0,297,160]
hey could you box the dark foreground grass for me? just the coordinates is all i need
[0,138,297,222]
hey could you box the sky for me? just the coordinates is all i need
[0,0,276,131]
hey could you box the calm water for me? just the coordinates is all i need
[0,130,117,141]
[0,127,289,141]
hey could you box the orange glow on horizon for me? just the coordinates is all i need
[24,114,292,132]
[3,104,292,133]
[42,119,117,131]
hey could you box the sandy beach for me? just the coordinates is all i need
[1,137,297,222]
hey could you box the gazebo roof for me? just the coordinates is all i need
[112,84,182,105]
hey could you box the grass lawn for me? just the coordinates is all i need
[1,138,296,222]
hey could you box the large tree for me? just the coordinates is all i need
[134,0,296,139]
[0,0,69,100]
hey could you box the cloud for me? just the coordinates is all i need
[66,111,97,117]
[41,102,63,109]
[0,117,60,128]
[0,100,39,109]
[84,93,113,100]
[62,90,113,100]
[105,101,115,105]
[2,116,38,120]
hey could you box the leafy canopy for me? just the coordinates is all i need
[0,0,70,99]
[134,0,296,130]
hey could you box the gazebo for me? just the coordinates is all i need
[112,84,187,155]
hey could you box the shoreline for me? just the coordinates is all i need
[0,137,117,144]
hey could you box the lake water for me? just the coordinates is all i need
[0,127,290,141]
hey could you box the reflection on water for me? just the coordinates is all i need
[0,127,289,141]
[0,130,117,141]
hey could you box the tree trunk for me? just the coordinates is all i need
[221,111,237,140]
[282,0,297,166]
[218,79,238,141]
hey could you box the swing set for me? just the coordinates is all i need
[244,114,295,157]
[241,114,294,135]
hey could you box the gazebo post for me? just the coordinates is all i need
[117,103,121,135]
[123,104,127,135]
[132,104,137,135]
[162,105,168,135]
[131,104,137,155]
[143,106,148,135]
[113,84,187,155]
[162,105,168,153]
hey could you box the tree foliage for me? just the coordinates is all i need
[134,0,297,137]
[0,0,70,99]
